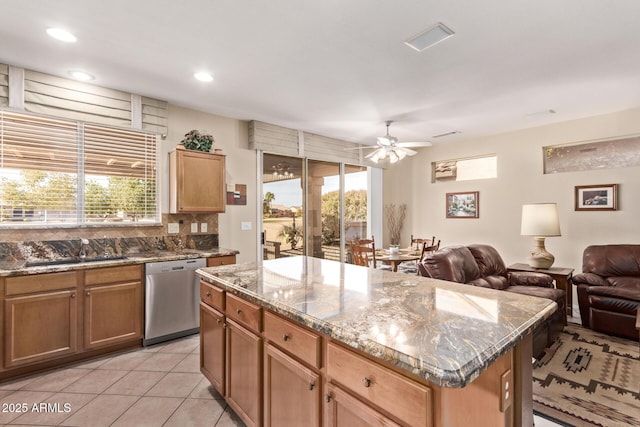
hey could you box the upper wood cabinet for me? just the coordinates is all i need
[169,148,226,213]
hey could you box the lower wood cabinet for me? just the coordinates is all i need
[200,302,225,394]
[226,318,262,427]
[84,281,142,350]
[3,289,78,368]
[324,383,399,427]
[264,343,321,427]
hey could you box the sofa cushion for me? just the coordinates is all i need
[583,244,640,277]
[468,244,508,277]
[468,275,509,290]
[506,285,565,307]
[587,282,640,301]
[587,294,638,316]
[420,246,480,283]
[606,276,640,289]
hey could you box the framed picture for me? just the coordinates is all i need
[574,184,617,211]
[446,191,479,218]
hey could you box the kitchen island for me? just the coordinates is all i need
[197,256,557,427]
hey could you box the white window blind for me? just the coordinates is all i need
[0,64,8,107]
[0,110,159,225]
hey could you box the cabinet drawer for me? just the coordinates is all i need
[85,265,142,286]
[200,280,225,311]
[207,255,236,267]
[226,293,261,333]
[326,342,432,427]
[264,311,321,368]
[5,271,77,296]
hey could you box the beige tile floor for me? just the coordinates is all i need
[0,333,562,427]
[0,334,245,426]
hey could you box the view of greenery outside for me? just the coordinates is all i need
[1,170,155,222]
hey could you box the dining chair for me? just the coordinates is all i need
[420,239,441,262]
[410,235,436,251]
[349,237,378,268]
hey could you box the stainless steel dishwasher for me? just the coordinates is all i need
[143,258,206,346]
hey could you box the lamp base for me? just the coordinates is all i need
[527,237,555,269]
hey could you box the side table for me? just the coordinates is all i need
[507,263,574,317]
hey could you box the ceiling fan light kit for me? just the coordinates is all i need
[365,121,431,164]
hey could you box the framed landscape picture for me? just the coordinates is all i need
[575,184,617,211]
[446,191,479,218]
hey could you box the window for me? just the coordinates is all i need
[432,154,497,182]
[0,110,158,226]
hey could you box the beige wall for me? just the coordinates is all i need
[384,107,640,308]
[166,105,256,263]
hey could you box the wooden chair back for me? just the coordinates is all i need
[411,235,436,252]
[349,236,378,268]
[420,239,441,262]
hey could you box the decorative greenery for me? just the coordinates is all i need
[181,129,214,152]
[385,203,407,246]
[278,215,303,250]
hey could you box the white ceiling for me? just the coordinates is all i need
[2,0,640,147]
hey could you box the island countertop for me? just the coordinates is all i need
[197,256,557,388]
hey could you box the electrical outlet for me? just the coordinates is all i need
[201,223,208,233]
[168,223,179,234]
[191,223,198,233]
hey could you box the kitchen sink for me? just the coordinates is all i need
[25,255,127,267]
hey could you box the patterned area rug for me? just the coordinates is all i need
[533,323,640,427]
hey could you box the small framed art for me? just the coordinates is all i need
[446,191,479,218]
[574,184,617,211]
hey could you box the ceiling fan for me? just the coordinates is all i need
[360,121,432,164]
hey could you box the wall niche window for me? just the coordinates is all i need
[0,110,159,226]
[432,154,497,182]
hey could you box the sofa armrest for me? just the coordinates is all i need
[508,271,554,288]
[573,272,608,287]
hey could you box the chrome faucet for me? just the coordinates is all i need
[103,236,110,258]
[79,238,89,259]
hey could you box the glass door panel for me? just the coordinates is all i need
[262,154,304,260]
[343,165,368,261]
[306,160,340,260]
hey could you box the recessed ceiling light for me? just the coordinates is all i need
[405,22,455,52]
[46,28,77,43]
[194,72,214,82]
[68,70,94,81]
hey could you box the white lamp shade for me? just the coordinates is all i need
[521,203,561,236]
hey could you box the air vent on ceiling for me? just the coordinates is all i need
[405,22,455,52]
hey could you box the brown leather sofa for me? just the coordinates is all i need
[573,244,640,341]
[418,244,567,358]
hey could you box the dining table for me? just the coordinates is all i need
[376,248,421,272]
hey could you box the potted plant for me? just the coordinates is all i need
[385,203,406,250]
[181,129,214,152]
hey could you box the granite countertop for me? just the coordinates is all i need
[0,247,239,277]
[197,256,557,388]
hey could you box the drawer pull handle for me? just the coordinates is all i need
[325,394,332,403]
[309,382,315,391]
[206,292,211,297]
[86,291,90,296]
[283,333,290,341]
[216,319,222,325]
[70,293,76,298]
[362,377,371,388]
[236,308,242,315]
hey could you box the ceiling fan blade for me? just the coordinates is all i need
[397,141,432,148]
[344,146,377,151]
[377,136,395,146]
[365,149,382,159]
[397,147,417,156]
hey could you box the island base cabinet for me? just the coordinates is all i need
[4,290,78,368]
[264,343,321,427]
[84,282,142,350]
[226,319,262,427]
[324,383,400,427]
[200,302,225,395]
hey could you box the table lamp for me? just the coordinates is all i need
[520,203,561,269]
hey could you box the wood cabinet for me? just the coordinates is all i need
[264,343,321,427]
[324,383,399,427]
[200,302,225,394]
[84,265,143,350]
[207,255,236,267]
[3,271,78,368]
[226,318,262,427]
[169,148,226,213]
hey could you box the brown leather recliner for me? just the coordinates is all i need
[418,244,567,358]
[573,245,640,341]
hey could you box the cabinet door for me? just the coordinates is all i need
[226,318,262,427]
[171,150,226,213]
[264,343,320,427]
[4,290,78,368]
[200,302,225,395]
[84,281,143,349]
[324,383,400,427]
